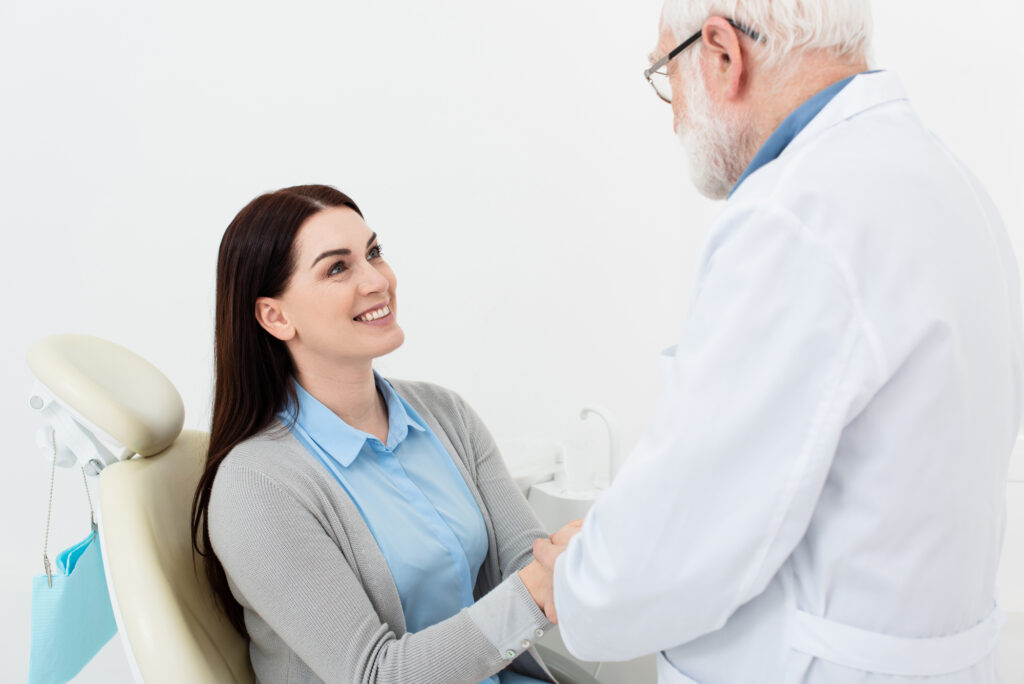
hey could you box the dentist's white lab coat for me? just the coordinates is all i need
[553,71,1024,682]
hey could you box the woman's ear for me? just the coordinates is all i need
[255,297,296,341]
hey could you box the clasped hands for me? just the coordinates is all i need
[518,519,583,623]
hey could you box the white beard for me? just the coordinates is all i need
[677,72,755,200]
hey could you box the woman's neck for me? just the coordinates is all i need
[293,361,389,443]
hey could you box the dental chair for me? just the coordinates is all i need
[27,333,601,684]
[28,334,253,684]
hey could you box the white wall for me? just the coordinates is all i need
[0,1,1021,681]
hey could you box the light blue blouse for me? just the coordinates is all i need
[280,374,543,684]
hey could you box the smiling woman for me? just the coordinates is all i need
[253,205,405,403]
[189,185,558,684]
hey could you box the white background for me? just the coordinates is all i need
[1,1,1022,681]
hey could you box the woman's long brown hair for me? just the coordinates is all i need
[191,184,362,636]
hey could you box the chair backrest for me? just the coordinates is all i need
[98,429,254,684]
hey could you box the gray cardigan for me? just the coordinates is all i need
[208,379,556,684]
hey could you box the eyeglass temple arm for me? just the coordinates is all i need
[645,17,762,79]
[668,18,763,60]
[727,19,762,43]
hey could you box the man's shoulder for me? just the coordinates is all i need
[727,94,965,235]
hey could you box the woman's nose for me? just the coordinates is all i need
[357,263,389,296]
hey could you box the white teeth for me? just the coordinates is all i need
[357,305,390,322]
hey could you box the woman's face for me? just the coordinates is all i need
[256,206,404,371]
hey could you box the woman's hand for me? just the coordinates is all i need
[518,558,556,622]
[519,519,584,623]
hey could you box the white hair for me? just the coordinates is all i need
[676,63,759,199]
[661,0,873,69]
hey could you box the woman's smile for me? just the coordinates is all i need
[354,302,394,325]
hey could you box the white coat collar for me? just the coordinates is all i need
[785,70,909,155]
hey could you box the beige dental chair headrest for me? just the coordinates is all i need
[27,334,184,457]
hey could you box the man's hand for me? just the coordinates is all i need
[549,518,583,546]
[518,519,584,623]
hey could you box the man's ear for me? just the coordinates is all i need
[700,16,747,100]
[255,297,296,341]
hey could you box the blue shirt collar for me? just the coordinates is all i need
[282,371,425,467]
[729,71,873,197]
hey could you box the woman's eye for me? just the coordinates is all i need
[368,244,383,260]
[327,261,347,276]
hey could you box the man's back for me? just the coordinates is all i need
[554,71,1024,683]
[678,70,1022,682]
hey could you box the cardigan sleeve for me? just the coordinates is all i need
[386,380,553,675]
[452,391,550,579]
[209,459,543,684]
[450,391,554,657]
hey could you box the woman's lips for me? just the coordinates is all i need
[353,303,393,324]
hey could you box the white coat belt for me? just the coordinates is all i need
[655,651,699,683]
[789,605,1006,676]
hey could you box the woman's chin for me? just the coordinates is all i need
[375,326,405,357]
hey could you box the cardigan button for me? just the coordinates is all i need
[534,629,544,638]
[520,639,531,649]
[503,649,516,659]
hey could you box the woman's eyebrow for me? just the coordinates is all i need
[310,233,378,268]
[311,248,350,268]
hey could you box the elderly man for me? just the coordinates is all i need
[518,1,1023,681]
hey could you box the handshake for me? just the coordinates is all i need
[518,519,583,623]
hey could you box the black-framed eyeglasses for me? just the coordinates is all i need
[643,18,762,104]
